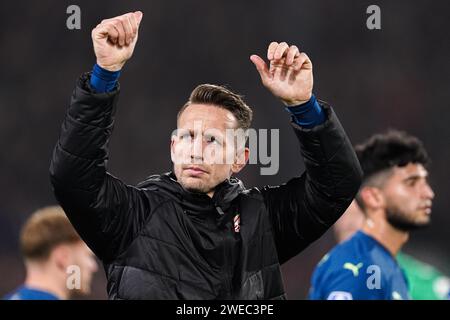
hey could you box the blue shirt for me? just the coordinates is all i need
[3,286,60,300]
[309,231,410,300]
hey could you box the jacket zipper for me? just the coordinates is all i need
[221,227,234,298]
[216,205,235,298]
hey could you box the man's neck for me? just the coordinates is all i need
[24,263,68,300]
[361,216,409,256]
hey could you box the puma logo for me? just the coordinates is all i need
[343,262,364,277]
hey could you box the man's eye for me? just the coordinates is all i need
[206,136,217,143]
[406,180,416,187]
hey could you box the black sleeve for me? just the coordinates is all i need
[49,73,152,262]
[261,102,362,264]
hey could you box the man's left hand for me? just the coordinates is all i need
[250,42,313,106]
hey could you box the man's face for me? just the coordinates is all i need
[381,163,435,231]
[171,104,248,195]
[69,242,98,296]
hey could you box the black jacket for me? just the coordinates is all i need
[50,73,362,299]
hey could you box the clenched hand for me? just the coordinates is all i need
[92,11,143,71]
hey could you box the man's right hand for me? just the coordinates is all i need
[91,11,143,72]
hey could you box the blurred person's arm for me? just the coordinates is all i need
[250,42,362,264]
[49,12,149,262]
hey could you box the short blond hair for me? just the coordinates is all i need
[178,84,253,130]
[20,206,81,262]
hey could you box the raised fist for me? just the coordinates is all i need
[91,11,143,71]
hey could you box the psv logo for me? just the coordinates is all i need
[233,214,240,233]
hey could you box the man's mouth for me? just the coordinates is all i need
[184,166,208,176]
[419,204,432,215]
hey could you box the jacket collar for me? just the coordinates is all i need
[138,171,245,215]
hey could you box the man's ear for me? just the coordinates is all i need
[170,135,177,163]
[51,244,73,272]
[231,147,249,174]
[360,186,385,211]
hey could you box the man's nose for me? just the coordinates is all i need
[423,183,435,200]
[90,258,99,272]
[191,135,204,162]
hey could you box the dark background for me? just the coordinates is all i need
[0,0,448,299]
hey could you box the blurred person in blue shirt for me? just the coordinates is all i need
[309,130,435,300]
[333,201,450,300]
[4,206,98,300]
